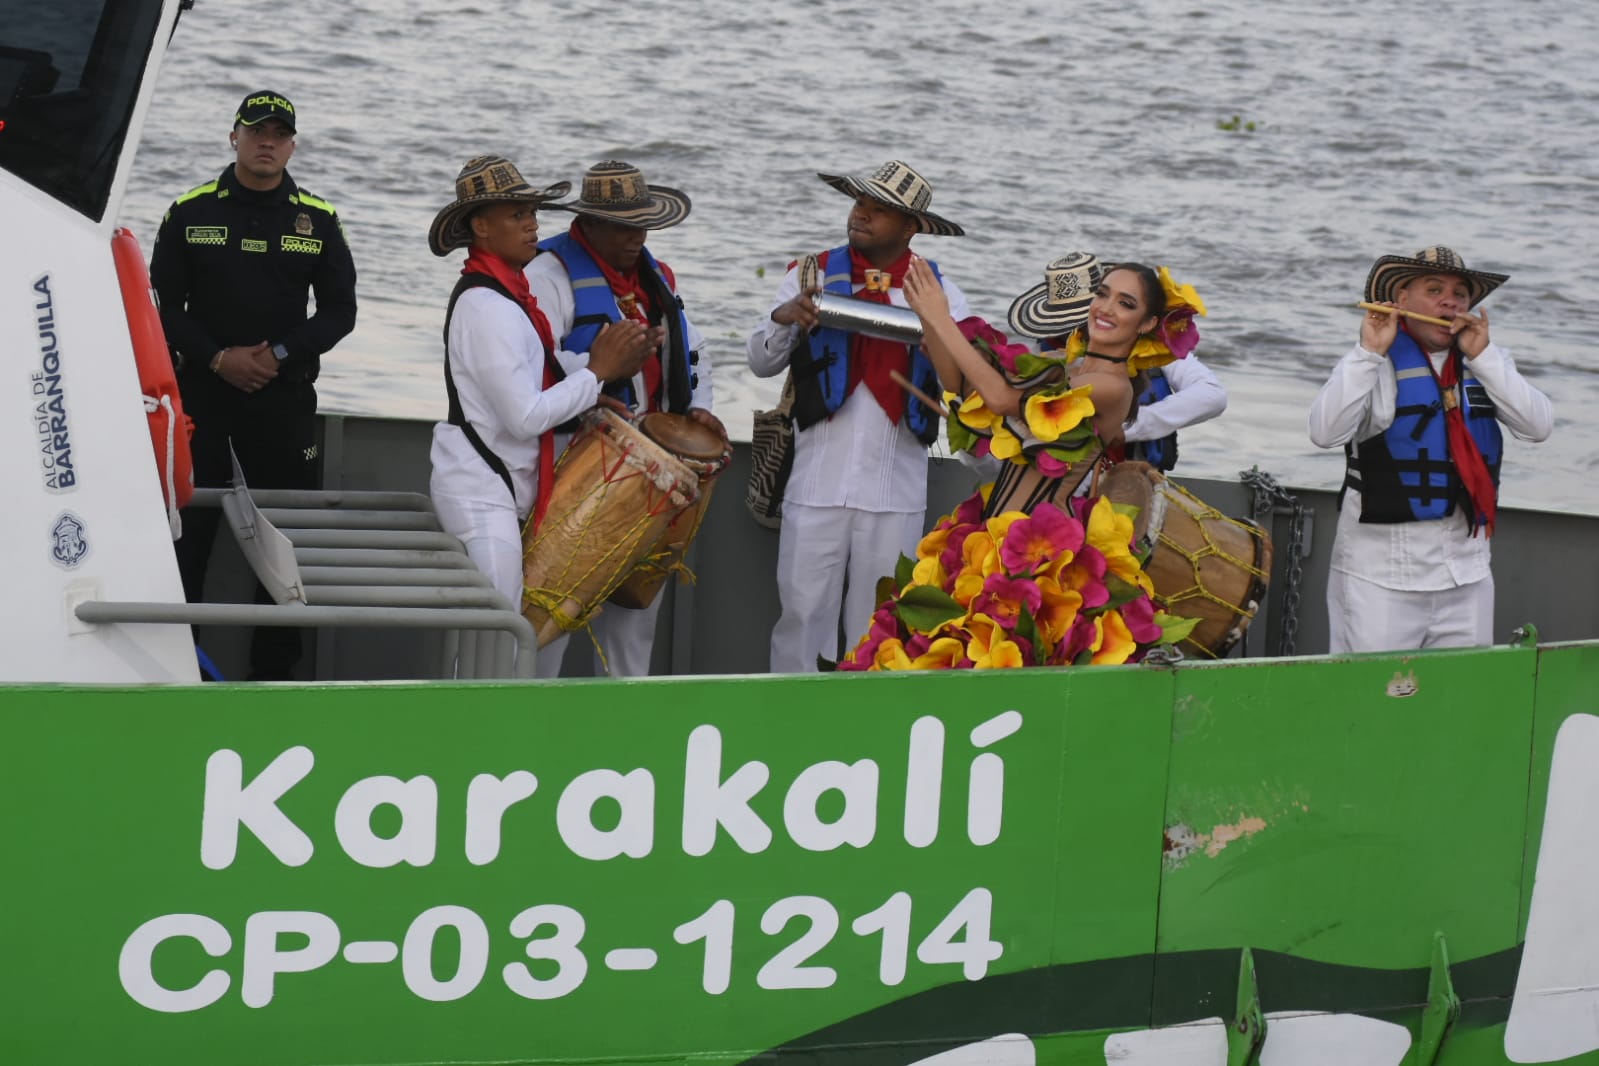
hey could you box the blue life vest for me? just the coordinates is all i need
[788,244,943,445]
[537,232,697,413]
[1343,330,1504,525]
[1126,369,1177,471]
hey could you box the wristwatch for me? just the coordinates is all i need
[271,343,289,362]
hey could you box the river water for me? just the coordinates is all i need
[120,0,1599,514]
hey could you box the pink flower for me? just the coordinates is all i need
[999,503,1084,575]
[1118,594,1164,644]
[1158,308,1202,361]
[958,317,1031,374]
[1060,544,1110,609]
[1034,449,1071,478]
[972,573,1043,630]
[1058,616,1102,664]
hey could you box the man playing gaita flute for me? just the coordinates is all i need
[1308,246,1552,653]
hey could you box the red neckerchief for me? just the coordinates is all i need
[1412,323,1498,536]
[462,246,560,532]
[568,220,663,410]
[843,246,914,423]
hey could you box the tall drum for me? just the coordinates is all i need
[608,413,731,610]
[521,409,698,647]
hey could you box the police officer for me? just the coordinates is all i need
[150,90,357,680]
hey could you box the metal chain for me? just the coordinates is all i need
[1240,467,1305,657]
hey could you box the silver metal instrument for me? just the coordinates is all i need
[813,292,924,345]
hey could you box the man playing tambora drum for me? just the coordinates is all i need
[1308,246,1553,653]
[529,161,724,677]
[426,155,650,677]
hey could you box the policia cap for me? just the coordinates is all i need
[235,91,296,132]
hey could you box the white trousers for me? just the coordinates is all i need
[1326,569,1495,653]
[432,488,569,677]
[770,502,924,673]
[587,595,664,677]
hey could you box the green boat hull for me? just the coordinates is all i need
[6,639,1597,1065]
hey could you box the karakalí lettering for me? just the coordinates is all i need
[199,712,1024,869]
[30,274,76,493]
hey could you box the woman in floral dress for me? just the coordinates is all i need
[835,253,1206,671]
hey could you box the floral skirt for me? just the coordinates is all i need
[837,483,1192,671]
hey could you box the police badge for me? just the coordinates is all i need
[295,212,313,236]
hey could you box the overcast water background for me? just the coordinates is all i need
[121,0,1599,514]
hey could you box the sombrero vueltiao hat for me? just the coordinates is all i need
[1007,252,1104,339]
[1364,245,1509,308]
[428,155,571,257]
[551,160,692,230]
[816,160,965,237]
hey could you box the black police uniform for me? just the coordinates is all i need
[150,163,357,677]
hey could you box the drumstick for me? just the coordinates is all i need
[889,369,951,418]
[1356,302,1456,328]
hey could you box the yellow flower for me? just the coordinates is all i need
[1158,265,1208,317]
[953,570,986,606]
[917,524,952,561]
[1035,574,1085,645]
[956,391,1002,433]
[1084,496,1153,595]
[965,613,1022,668]
[1092,609,1138,666]
[911,555,947,588]
[912,637,967,669]
[1023,385,1095,443]
[984,510,1027,544]
[961,530,1000,578]
[989,421,1023,461]
[869,638,912,671]
[1127,335,1175,374]
[1065,330,1087,361]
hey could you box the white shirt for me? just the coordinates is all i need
[746,259,971,513]
[1307,341,1553,590]
[1124,353,1227,443]
[527,251,715,413]
[429,287,601,518]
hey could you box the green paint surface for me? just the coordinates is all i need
[2,642,1595,1065]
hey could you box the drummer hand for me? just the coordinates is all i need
[1453,306,1490,359]
[588,320,651,382]
[596,394,632,416]
[688,406,727,442]
[1359,302,1399,355]
[903,256,950,323]
[771,289,819,331]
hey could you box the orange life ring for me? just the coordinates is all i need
[112,226,194,532]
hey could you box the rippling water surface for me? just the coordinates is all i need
[121,0,1599,513]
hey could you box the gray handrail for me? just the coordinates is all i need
[73,601,537,678]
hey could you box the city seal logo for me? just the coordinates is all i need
[50,511,89,569]
[281,236,323,255]
[186,226,227,245]
[295,212,313,236]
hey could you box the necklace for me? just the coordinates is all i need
[1084,351,1130,365]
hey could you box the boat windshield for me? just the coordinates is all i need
[0,0,168,221]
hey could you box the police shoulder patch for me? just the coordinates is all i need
[293,191,338,216]
[173,180,220,207]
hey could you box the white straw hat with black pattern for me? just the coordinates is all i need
[1365,245,1508,308]
[429,155,571,256]
[550,160,692,230]
[816,160,965,237]
[1007,252,1105,339]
